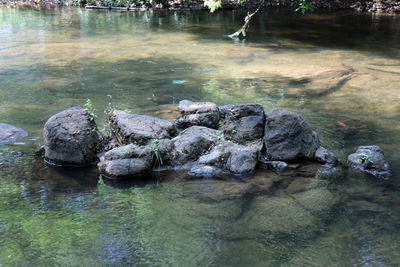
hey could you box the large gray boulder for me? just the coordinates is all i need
[347,145,391,179]
[264,109,320,161]
[43,107,103,166]
[174,100,220,129]
[98,144,153,178]
[0,123,28,145]
[108,110,175,146]
[222,104,265,149]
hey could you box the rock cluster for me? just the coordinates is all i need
[42,100,390,180]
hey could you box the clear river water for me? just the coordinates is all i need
[0,6,400,266]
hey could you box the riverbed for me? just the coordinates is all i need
[0,6,399,266]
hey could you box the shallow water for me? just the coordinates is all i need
[0,6,399,266]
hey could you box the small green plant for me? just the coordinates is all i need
[360,153,373,168]
[229,109,238,119]
[232,129,237,135]
[84,99,97,121]
[218,120,224,131]
[149,139,163,167]
[296,0,314,14]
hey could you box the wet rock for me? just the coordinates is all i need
[264,109,320,161]
[198,141,259,175]
[265,160,287,173]
[43,107,103,166]
[170,126,222,165]
[222,104,265,147]
[98,144,153,178]
[347,145,391,179]
[226,144,258,175]
[0,123,28,145]
[174,100,220,129]
[108,110,175,146]
[188,165,226,178]
[314,146,338,165]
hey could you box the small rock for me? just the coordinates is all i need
[174,100,220,129]
[108,110,175,146]
[347,145,391,179]
[267,161,287,173]
[0,123,28,145]
[43,107,103,166]
[188,165,226,178]
[264,109,320,161]
[171,126,222,164]
[98,144,153,178]
[314,146,338,165]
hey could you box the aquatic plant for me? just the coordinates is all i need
[149,139,163,168]
[84,99,97,121]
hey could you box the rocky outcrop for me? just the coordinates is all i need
[43,107,103,166]
[108,110,175,146]
[347,145,391,179]
[98,144,153,178]
[0,123,28,145]
[43,101,356,179]
[222,104,265,150]
[174,100,220,130]
[264,109,320,161]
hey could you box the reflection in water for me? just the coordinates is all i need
[0,6,399,266]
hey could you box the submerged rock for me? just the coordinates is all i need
[0,123,28,145]
[188,165,226,178]
[264,109,320,161]
[347,145,391,179]
[222,104,265,149]
[108,110,175,146]
[43,107,103,166]
[174,100,220,129]
[98,144,153,178]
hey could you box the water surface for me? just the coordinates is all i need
[0,7,400,266]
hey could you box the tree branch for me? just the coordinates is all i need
[226,0,264,39]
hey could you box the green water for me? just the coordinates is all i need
[1,6,400,266]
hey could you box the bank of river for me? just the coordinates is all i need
[0,7,399,266]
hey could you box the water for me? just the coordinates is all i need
[1,6,400,266]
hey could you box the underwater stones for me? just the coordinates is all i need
[264,109,320,161]
[222,104,265,148]
[0,123,28,145]
[108,110,175,146]
[43,107,103,166]
[238,195,316,234]
[286,178,329,194]
[174,100,220,129]
[347,145,391,179]
[98,144,153,178]
[314,146,338,165]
